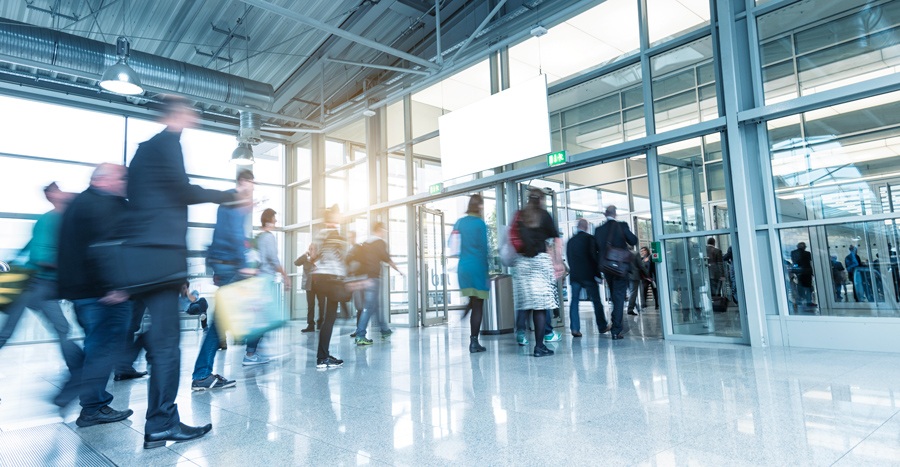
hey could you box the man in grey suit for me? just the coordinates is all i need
[593,206,637,340]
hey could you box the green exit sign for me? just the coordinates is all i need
[429,183,443,195]
[547,151,567,167]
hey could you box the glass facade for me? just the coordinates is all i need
[0,95,285,344]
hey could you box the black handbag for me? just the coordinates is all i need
[600,221,633,279]
[90,240,188,294]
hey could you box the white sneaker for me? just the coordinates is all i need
[242,353,270,366]
[543,331,562,343]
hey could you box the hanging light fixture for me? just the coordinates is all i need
[231,142,254,165]
[99,36,143,95]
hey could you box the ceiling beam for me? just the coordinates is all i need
[325,57,431,76]
[238,0,440,71]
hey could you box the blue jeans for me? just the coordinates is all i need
[72,298,130,414]
[355,278,389,339]
[192,263,260,381]
[569,280,607,333]
[608,277,628,335]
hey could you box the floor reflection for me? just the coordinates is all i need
[1,320,899,465]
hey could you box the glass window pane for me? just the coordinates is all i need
[325,140,345,169]
[181,128,243,180]
[0,156,93,214]
[386,101,405,148]
[509,0,639,86]
[651,36,718,132]
[768,91,900,223]
[657,136,729,234]
[758,0,900,104]
[387,153,407,201]
[296,143,312,182]
[252,141,284,185]
[0,218,35,259]
[647,0,711,47]
[348,162,369,212]
[665,233,742,337]
[412,60,490,138]
[295,183,312,223]
[0,95,125,164]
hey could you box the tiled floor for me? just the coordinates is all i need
[2,312,900,466]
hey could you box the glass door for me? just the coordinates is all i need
[418,206,448,326]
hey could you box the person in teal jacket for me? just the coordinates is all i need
[452,194,489,353]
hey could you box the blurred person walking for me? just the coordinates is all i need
[58,164,134,426]
[626,249,647,316]
[246,207,291,362]
[0,182,83,408]
[295,245,320,333]
[594,206,637,340]
[566,219,609,337]
[452,195,490,353]
[191,169,257,393]
[640,246,658,310]
[353,222,403,345]
[310,205,347,369]
[513,189,564,357]
[122,97,248,448]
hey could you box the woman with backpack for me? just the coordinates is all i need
[512,188,564,357]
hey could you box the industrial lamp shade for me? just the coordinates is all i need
[231,143,254,165]
[99,59,144,95]
[99,37,143,95]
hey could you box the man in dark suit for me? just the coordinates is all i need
[566,219,609,337]
[593,206,637,340]
[122,97,249,449]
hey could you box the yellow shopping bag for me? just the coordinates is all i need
[214,277,285,340]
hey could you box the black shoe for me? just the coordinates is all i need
[469,336,486,353]
[301,326,315,333]
[612,333,624,340]
[534,345,554,357]
[316,356,343,369]
[349,332,357,338]
[627,311,638,316]
[144,422,212,449]
[114,370,148,381]
[599,325,611,334]
[75,405,133,427]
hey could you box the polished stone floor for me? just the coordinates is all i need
[2,314,900,466]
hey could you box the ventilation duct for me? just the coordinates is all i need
[238,110,263,145]
[0,19,273,111]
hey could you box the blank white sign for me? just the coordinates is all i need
[438,75,551,181]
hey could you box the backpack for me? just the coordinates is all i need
[508,211,525,254]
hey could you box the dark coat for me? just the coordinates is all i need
[121,129,235,283]
[58,187,128,300]
[566,230,599,282]
[593,219,638,276]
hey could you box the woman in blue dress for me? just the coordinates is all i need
[453,194,489,353]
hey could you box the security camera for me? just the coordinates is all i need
[530,25,548,37]
[363,109,376,117]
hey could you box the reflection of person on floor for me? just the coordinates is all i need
[830,255,846,302]
[791,242,814,308]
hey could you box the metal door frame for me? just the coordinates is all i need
[418,206,448,326]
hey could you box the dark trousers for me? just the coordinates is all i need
[569,280,606,332]
[313,279,326,327]
[137,286,182,433]
[641,280,658,309]
[305,289,317,326]
[626,279,642,313]
[313,275,340,360]
[608,277,628,335]
[116,299,147,374]
[72,298,130,415]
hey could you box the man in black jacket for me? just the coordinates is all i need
[566,219,609,337]
[593,206,638,340]
[121,97,249,449]
[58,163,134,427]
